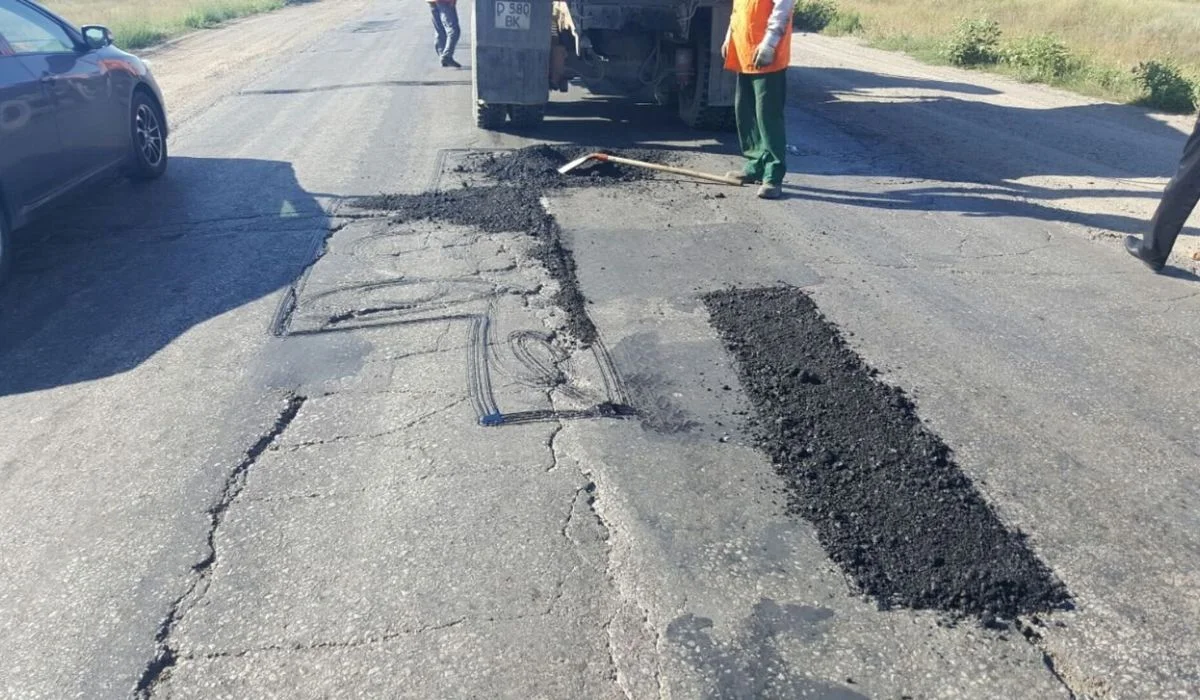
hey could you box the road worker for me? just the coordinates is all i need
[427,0,461,68]
[1126,116,1200,272]
[722,0,796,199]
[550,1,573,92]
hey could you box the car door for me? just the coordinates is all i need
[0,11,62,217]
[2,1,117,183]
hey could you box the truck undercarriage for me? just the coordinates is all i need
[473,0,736,130]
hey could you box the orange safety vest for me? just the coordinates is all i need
[724,0,792,75]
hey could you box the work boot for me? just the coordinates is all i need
[726,171,761,185]
[441,56,462,68]
[757,184,783,200]
[1125,235,1165,273]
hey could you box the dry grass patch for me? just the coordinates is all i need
[41,0,289,49]
[805,0,1200,111]
[835,0,1200,70]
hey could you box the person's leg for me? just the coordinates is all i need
[755,70,788,187]
[441,3,461,60]
[1144,115,1200,263]
[430,3,447,58]
[735,73,765,180]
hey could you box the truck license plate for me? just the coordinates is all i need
[495,1,531,30]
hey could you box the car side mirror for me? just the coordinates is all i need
[81,26,113,50]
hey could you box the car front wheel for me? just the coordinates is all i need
[129,92,167,180]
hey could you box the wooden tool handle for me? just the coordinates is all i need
[597,154,744,187]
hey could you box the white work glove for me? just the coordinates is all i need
[753,42,776,69]
[721,28,730,60]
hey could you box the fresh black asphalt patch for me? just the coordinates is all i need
[358,146,665,346]
[704,286,1070,622]
[358,151,1069,620]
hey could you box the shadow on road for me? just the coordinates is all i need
[1158,266,1200,282]
[534,66,1200,277]
[0,157,324,397]
[537,67,1194,244]
[785,66,1198,244]
[534,91,740,155]
[798,67,1005,97]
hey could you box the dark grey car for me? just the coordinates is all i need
[0,0,168,286]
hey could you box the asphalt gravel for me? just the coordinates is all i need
[358,146,666,345]
[704,287,1071,621]
[474,144,668,190]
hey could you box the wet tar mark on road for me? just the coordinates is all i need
[358,145,666,347]
[668,599,867,700]
[610,332,704,435]
[704,287,1070,621]
[275,146,665,427]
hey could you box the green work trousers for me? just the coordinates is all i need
[735,70,788,186]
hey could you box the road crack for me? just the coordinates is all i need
[546,422,565,472]
[276,396,469,450]
[134,395,307,698]
[185,618,467,661]
[550,425,664,699]
[1018,618,1109,699]
[270,227,340,337]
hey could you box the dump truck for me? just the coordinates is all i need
[473,0,736,130]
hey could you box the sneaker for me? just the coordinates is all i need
[725,171,761,185]
[757,184,782,200]
[441,56,462,68]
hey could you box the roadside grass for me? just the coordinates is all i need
[794,0,865,36]
[40,0,289,50]
[795,0,1200,113]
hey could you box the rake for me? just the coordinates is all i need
[557,152,744,186]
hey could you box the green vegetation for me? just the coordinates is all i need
[794,0,863,36]
[1133,61,1196,113]
[112,25,170,50]
[182,1,284,31]
[943,19,1001,67]
[793,0,1200,113]
[794,0,839,32]
[825,9,863,36]
[1000,35,1077,82]
[42,0,290,50]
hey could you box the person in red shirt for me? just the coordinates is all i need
[427,0,461,68]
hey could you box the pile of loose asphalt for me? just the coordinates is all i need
[359,148,1070,623]
[358,145,664,345]
[704,287,1071,622]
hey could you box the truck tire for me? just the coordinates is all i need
[508,104,545,128]
[679,17,736,131]
[476,102,507,130]
[683,101,736,131]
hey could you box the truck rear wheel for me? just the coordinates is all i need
[680,95,736,131]
[508,104,546,128]
[678,16,735,131]
[476,102,507,130]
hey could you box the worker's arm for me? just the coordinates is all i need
[762,0,796,50]
[751,0,795,67]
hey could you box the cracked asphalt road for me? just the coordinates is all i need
[0,1,1198,698]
